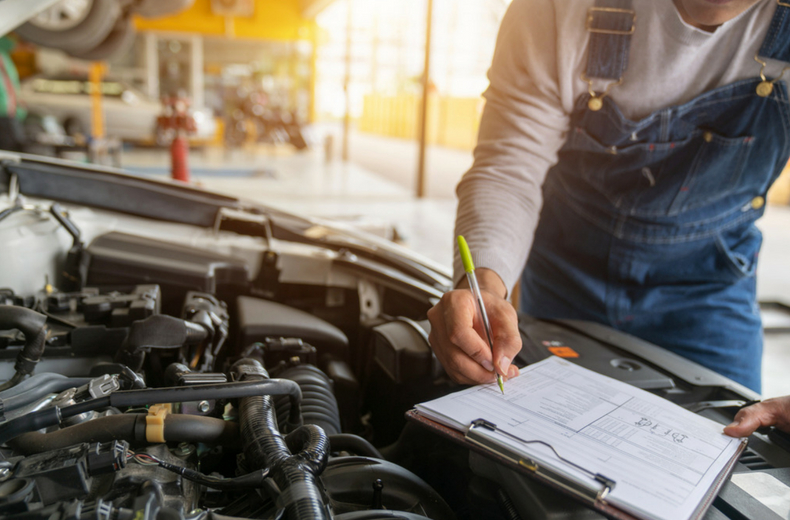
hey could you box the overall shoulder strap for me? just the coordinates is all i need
[586,0,636,80]
[759,0,790,63]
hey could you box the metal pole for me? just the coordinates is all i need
[89,62,105,140]
[144,32,159,100]
[342,0,353,162]
[190,35,204,109]
[416,0,434,199]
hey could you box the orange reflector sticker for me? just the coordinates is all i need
[548,346,579,358]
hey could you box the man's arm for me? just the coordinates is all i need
[454,0,571,293]
[429,0,573,385]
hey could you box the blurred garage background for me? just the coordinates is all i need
[2,0,789,396]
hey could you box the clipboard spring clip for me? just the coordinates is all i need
[470,419,617,499]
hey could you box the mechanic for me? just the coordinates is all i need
[427,0,790,394]
[0,36,25,152]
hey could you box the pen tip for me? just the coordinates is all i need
[497,376,505,394]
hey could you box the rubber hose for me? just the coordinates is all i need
[284,424,330,476]
[9,413,240,454]
[275,365,342,435]
[0,306,48,391]
[115,315,210,372]
[190,511,428,520]
[232,359,329,520]
[0,378,300,445]
[0,374,92,416]
[328,434,383,459]
[497,489,522,520]
[0,373,89,399]
[334,513,434,520]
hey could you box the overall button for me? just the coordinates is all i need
[751,196,765,210]
[703,131,713,143]
[756,81,774,98]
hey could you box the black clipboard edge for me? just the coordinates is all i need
[406,409,640,520]
[406,409,746,520]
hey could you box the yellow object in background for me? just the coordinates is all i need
[134,0,317,42]
[359,94,483,150]
[89,62,106,140]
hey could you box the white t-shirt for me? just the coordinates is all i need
[455,0,787,291]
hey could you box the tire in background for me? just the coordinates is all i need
[68,16,136,61]
[16,0,122,54]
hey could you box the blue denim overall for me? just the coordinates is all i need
[520,0,790,392]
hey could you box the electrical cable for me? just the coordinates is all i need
[127,450,271,490]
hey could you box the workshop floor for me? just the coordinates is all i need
[121,141,790,399]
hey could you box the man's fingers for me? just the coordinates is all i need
[427,286,520,385]
[429,300,495,384]
[447,349,498,385]
[723,397,790,437]
[487,299,522,377]
[443,295,495,371]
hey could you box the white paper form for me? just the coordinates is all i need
[415,356,745,520]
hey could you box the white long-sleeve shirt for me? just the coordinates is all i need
[454,0,786,292]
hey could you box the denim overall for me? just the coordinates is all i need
[520,0,790,392]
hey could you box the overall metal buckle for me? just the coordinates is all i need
[586,7,636,35]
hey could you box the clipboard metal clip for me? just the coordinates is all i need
[467,418,616,504]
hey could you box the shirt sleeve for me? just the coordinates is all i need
[453,0,572,294]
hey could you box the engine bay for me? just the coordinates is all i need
[0,260,459,520]
[1,158,790,520]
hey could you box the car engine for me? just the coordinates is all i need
[0,168,465,520]
[2,158,789,520]
[0,278,461,520]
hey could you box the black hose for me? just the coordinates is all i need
[8,414,240,454]
[334,513,434,520]
[232,358,329,520]
[137,451,269,490]
[0,374,93,418]
[275,364,342,436]
[0,306,48,391]
[0,378,301,445]
[0,373,91,399]
[115,315,211,372]
[497,489,522,520]
[328,434,383,459]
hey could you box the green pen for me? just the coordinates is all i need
[457,235,505,394]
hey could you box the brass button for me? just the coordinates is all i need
[756,81,774,98]
[588,97,603,111]
[703,131,713,143]
[751,196,765,210]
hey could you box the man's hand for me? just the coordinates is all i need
[723,397,790,437]
[427,268,522,385]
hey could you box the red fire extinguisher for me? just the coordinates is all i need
[156,95,197,183]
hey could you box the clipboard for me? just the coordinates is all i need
[406,409,746,520]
